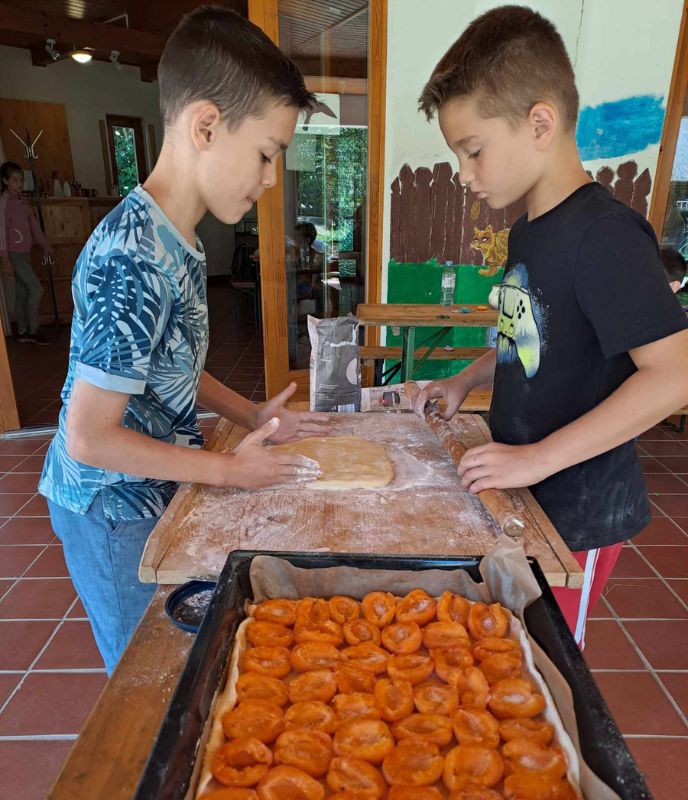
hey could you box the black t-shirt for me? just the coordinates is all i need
[490,182,687,551]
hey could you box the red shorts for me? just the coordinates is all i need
[550,541,624,649]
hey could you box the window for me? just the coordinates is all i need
[105,115,148,196]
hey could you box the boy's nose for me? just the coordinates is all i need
[263,160,278,189]
[457,165,474,188]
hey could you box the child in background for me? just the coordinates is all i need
[0,161,52,344]
[414,5,688,647]
[660,246,687,294]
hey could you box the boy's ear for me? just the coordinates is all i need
[191,102,222,152]
[670,279,682,294]
[528,102,557,150]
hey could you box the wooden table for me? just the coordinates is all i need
[357,303,498,381]
[49,410,582,798]
[48,587,193,800]
[139,411,581,589]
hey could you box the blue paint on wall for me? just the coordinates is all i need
[576,95,665,160]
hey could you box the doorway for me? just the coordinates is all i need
[249,0,386,399]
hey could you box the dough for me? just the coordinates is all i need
[271,435,394,490]
[194,618,248,798]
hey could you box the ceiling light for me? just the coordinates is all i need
[70,48,93,64]
[45,38,60,61]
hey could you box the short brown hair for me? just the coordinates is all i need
[419,5,579,131]
[158,5,314,127]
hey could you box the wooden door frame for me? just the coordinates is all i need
[249,0,387,399]
[648,0,688,237]
[0,333,19,432]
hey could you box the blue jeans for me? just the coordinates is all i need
[48,496,158,675]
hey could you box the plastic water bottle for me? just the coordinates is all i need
[440,260,456,306]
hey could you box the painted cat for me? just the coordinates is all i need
[470,224,509,277]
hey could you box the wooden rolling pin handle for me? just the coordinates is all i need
[422,403,526,538]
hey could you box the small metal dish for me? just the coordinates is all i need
[164,580,217,633]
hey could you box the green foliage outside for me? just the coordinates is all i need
[113,126,139,196]
[293,127,367,250]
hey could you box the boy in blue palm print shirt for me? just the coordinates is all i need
[39,8,328,674]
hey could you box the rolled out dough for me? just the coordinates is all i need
[271,435,394,490]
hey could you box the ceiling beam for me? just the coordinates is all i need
[29,42,54,68]
[0,2,166,61]
[128,0,248,33]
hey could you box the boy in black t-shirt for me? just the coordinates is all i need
[414,6,688,646]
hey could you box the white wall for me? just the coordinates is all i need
[381,0,684,296]
[0,45,162,196]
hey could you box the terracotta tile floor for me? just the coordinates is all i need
[7,281,265,429]
[0,295,264,798]
[2,312,687,796]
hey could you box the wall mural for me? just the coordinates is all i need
[576,95,665,161]
[390,160,652,266]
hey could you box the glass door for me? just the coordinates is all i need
[249,0,371,398]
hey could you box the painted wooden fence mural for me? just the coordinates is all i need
[390,160,652,266]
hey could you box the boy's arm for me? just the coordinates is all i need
[66,379,321,489]
[198,370,259,430]
[414,349,496,418]
[458,329,688,492]
[197,370,330,443]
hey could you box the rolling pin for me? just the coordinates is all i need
[405,381,526,538]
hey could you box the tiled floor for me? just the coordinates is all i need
[6,281,264,429]
[1,352,687,796]
[582,423,688,798]
[0,289,263,798]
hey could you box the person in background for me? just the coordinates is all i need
[660,246,687,294]
[0,161,52,345]
[294,221,326,269]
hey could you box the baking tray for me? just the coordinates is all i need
[134,550,651,800]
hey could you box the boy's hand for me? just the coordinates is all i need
[414,376,469,420]
[457,441,555,492]
[230,417,322,488]
[255,382,331,444]
[1,258,13,277]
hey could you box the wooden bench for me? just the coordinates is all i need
[459,388,492,412]
[360,345,492,362]
[360,345,491,386]
[360,345,688,424]
[360,344,493,412]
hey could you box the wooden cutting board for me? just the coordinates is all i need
[139,411,582,587]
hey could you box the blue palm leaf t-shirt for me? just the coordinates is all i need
[39,186,208,520]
